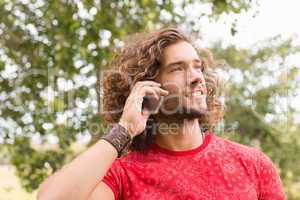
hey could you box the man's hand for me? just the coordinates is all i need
[119,81,168,138]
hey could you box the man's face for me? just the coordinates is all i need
[156,41,208,118]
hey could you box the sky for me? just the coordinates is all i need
[200,0,300,48]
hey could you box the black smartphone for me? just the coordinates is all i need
[142,94,163,114]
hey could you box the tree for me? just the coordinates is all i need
[212,37,300,199]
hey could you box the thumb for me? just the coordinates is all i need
[142,107,151,118]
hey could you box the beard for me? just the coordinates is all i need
[155,95,208,120]
[178,105,208,119]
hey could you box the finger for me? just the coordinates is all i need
[142,107,151,117]
[158,88,169,96]
[133,81,161,90]
[144,91,160,101]
[143,87,168,98]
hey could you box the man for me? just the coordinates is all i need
[37,27,285,200]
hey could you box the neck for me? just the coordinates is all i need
[153,116,204,151]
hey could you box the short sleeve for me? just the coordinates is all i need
[102,159,125,200]
[257,151,286,200]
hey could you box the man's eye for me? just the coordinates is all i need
[170,67,182,72]
[195,65,204,72]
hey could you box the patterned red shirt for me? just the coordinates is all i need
[102,133,285,200]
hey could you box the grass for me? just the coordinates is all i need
[0,165,36,200]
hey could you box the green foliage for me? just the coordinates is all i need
[212,37,300,199]
[10,136,67,192]
[210,0,252,15]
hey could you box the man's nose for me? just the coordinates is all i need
[187,67,204,86]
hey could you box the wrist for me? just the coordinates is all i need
[118,119,135,139]
[101,123,132,157]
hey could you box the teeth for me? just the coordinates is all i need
[192,91,204,96]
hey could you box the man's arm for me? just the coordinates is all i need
[258,151,286,200]
[37,81,167,200]
[88,182,115,200]
[37,139,118,200]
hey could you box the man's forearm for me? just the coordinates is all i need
[37,139,118,200]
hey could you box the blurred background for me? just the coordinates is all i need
[0,0,299,199]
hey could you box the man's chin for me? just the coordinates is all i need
[157,106,208,119]
[179,106,208,119]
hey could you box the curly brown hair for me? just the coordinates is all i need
[101,27,224,154]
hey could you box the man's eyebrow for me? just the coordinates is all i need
[166,61,184,68]
[165,59,202,68]
[194,59,202,63]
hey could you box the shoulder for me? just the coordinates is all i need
[210,134,268,165]
[210,134,280,183]
[211,135,285,198]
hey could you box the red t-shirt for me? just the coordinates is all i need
[102,133,285,200]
